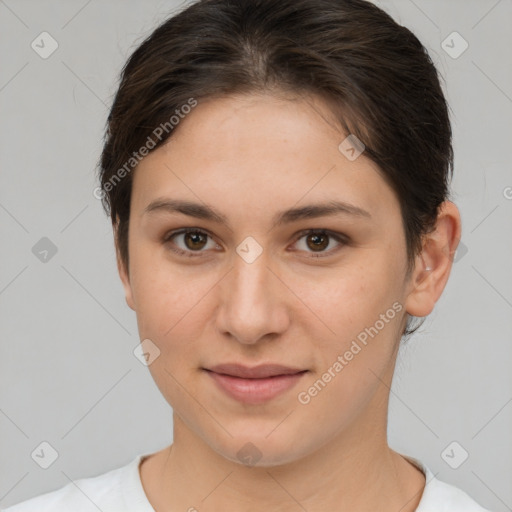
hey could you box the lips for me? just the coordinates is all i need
[203,363,308,404]
[206,363,306,379]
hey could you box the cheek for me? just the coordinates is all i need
[293,272,403,432]
[132,266,211,400]
[133,273,208,343]
[295,256,406,401]
[301,258,402,337]
[128,241,202,330]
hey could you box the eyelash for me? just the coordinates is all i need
[162,228,348,259]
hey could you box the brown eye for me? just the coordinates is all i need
[292,229,347,257]
[183,231,208,250]
[163,229,217,257]
[305,232,329,251]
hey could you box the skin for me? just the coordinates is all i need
[116,92,461,512]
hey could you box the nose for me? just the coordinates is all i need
[215,247,290,345]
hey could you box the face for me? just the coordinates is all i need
[118,93,419,466]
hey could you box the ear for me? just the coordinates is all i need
[404,200,462,317]
[114,221,136,311]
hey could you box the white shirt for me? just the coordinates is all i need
[2,453,492,511]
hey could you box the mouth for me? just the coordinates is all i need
[203,363,308,404]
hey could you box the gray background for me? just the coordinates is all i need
[1,0,511,510]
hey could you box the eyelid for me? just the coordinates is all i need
[289,228,348,258]
[163,227,220,258]
[163,227,216,243]
[163,227,348,258]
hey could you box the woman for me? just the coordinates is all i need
[4,0,493,510]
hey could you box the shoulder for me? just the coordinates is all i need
[1,455,144,512]
[402,454,493,512]
[419,475,493,511]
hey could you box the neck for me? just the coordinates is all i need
[141,387,425,512]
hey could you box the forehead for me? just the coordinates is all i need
[130,93,399,226]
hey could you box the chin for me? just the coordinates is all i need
[210,430,311,468]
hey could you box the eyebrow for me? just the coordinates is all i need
[143,198,372,229]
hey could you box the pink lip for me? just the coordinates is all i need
[204,363,307,404]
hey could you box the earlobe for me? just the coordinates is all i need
[404,201,462,318]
